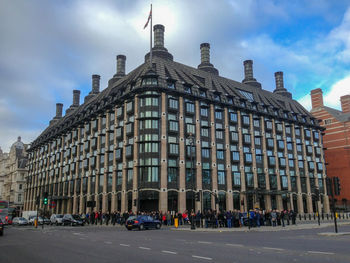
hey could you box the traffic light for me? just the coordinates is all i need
[333,177,341,196]
[314,188,320,201]
[195,192,200,202]
[43,192,48,205]
[326,177,333,196]
[133,199,137,206]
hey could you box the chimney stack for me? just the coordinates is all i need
[243,60,254,81]
[200,43,210,64]
[275,71,284,90]
[273,71,292,98]
[340,95,350,113]
[310,88,324,111]
[241,60,261,88]
[56,103,63,118]
[197,43,218,75]
[73,90,80,106]
[116,55,126,76]
[92,74,100,94]
[154,24,165,48]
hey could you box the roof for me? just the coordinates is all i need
[323,106,350,122]
[29,52,319,150]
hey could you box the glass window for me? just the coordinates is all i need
[237,89,254,101]
[217,150,224,160]
[201,128,209,137]
[218,171,225,185]
[232,151,240,162]
[230,112,238,122]
[202,148,210,158]
[169,98,178,109]
[186,103,195,113]
[201,108,208,117]
[215,111,222,120]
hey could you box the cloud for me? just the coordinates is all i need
[1,0,350,151]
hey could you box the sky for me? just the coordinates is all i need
[1,0,350,151]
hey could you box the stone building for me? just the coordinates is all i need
[25,25,329,215]
[0,137,28,213]
[310,88,350,210]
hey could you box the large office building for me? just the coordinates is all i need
[24,25,329,215]
[310,88,350,210]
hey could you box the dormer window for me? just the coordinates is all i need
[199,89,206,97]
[214,94,220,101]
[142,77,158,86]
[227,97,233,104]
[183,85,191,94]
[167,81,175,89]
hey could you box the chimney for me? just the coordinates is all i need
[243,60,254,81]
[116,55,126,76]
[154,24,165,48]
[92,74,100,94]
[273,71,292,98]
[275,71,284,90]
[200,43,210,64]
[197,43,218,75]
[340,95,350,113]
[73,90,80,106]
[310,88,324,110]
[241,60,261,89]
[56,103,63,118]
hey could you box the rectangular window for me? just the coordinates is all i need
[231,132,239,142]
[201,108,208,117]
[215,111,222,120]
[232,151,240,162]
[186,124,195,134]
[169,120,179,132]
[201,128,209,137]
[186,103,195,113]
[218,171,225,185]
[230,112,238,122]
[246,173,254,187]
[169,144,179,155]
[169,98,178,109]
[217,150,224,160]
[202,148,210,158]
[242,115,250,126]
[233,172,241,186]
[216,130,223,139]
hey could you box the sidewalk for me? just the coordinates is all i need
[170,221,350,232]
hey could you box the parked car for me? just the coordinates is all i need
[126,215,161,231]
[50,214,64,225]
[62,214,84,226]
[0,218,4,236]
[43,217,50,225]
[12,217,28,226]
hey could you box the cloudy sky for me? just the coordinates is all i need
[1,0,350,151]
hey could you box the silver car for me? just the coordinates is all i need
[50,214,63,225]
[12,217,28,226]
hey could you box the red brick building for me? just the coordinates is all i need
[310,88,350,210]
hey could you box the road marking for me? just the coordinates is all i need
[262,247,285,251]
[139,247,151,250]
[192,255,212,260]
[79,237,85,240]
[226,243,244,247]
[104,241,112,244]
[308,251,334,255]
[162,250,178,255]
[198,241,213,244]
[120,244,130,247]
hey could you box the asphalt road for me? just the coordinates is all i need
[1,224,350,263]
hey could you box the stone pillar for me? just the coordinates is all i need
[292,124,304,214]
[272,119,283,211]
[195,101,203,212]
[132,97,139,213]
[178,97,186,213]
[159,93,168,213]
[210,104,218,211]
[261,116,271,211]
[121,102,128,212]
[224,108,233,211]
[237,111,247,212]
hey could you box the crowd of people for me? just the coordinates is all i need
[78,209,297,228]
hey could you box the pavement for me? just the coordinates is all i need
[1,223,350,263]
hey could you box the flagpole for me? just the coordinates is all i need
[150,4,152,67]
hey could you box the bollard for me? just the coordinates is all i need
[309,214,311,220]
[322,213,324,220]
[331,214,333,220]
[174,217,178,228]
[327,214,329,220]
[34,219,37,228]
[299,214,302,221]
[314,214,316,220]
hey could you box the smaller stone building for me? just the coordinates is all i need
[310,89,350,210]
[0,137,28,213]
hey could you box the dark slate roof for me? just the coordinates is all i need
[29,54,319,150]
[323,106,350,122]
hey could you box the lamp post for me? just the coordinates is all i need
[188,133,196,230]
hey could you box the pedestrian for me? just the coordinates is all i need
[226,210,232,228]
[271,210,277,227]
[166,211,171,226]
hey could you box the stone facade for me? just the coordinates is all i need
[24,25,329,215]
[0,137,28,213]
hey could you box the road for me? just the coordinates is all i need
[1,224,350,263]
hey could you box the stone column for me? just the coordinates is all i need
[238,111,247,212]
[272,119,283,211]
[261,116,271,211]
[195,101,203,212]
[121,102,128,212]
[178,97,186,213]
[301,126,313,213]
[224,108,233,211]
[102,114,109,213]
[132,97,139,213]
[292,124,304,214]
[159,93,168,213]
[210,104,218,211]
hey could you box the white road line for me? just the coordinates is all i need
[104,241,112,244]
[198,241,213,244]
[120,244,130,247]
[262,247,285,251]
[226,243,244,247]
[162,250,178,255]
[139,247,151,250]
[308,251,334,255]
[192,255,212,260]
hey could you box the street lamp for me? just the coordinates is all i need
[188,133,196,230]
